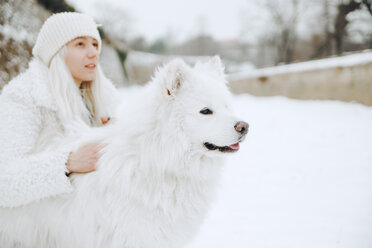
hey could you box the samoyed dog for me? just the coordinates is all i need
[0,56,248,248]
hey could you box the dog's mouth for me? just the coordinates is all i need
[204,142,240,153]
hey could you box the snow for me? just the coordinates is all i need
[185,94,372,248]
[228,50,372,81]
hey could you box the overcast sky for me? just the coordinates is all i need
[67,0,372,45]
[67,0,252,42]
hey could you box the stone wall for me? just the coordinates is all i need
[227,52,372,106]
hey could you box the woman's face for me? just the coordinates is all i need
[65,36,99,86]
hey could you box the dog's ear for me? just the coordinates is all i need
[161,59,190,97]
[207,55,225,77]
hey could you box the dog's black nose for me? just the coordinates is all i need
[234,121,249,135]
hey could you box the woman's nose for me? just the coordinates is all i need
[87,45,98,58]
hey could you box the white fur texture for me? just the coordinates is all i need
[0,57,247,248]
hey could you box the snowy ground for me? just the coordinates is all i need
[186,94,372,248]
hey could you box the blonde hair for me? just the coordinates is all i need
[48,47,115,130]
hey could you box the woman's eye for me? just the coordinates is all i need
[200,108,213,115]
[93,43,98,48]
[77,42,84,46]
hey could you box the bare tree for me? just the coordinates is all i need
[362,0,372,15]
[239,0,371,66]
[334,0,362,54]
[262,0,302,64]
[311,0,335,58]
[311,0,372,57]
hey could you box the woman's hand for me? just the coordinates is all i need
[101,117,111,125]
[66,144,104,174]
[101,116,116,125]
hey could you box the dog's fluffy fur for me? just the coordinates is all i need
[0,57,247,248]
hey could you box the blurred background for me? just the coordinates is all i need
[1,0,372,104]
[1,1,372,247]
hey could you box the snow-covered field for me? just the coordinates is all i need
[187,94,372,248]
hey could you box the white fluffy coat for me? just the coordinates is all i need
[0,59,73,207]
[0,58,118,208]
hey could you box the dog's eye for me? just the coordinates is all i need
[200,108,213,115]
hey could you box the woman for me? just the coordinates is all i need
[0,12,119,207]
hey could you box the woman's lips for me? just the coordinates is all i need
[85,63,96,69]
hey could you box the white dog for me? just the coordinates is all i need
[0,57,248,248]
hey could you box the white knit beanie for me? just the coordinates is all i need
[32,12,102,66]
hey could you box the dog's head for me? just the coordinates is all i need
[155,56,248,156]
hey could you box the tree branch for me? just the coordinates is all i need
[362,0,372,16]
